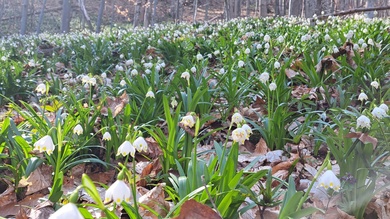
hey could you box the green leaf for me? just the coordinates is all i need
[81,174,105,209]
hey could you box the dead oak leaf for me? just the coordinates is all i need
[345,132,378,149]
[173,199,221,219]
[139,183,170,218]
[100,92,129,117]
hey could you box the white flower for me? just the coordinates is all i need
[33,135,55,155]
[219,68,225,74]
[101,72,107,78]
[358,38,364,45]
[372,107,387,119]
[102,132,111,141]
[277,35,284,43]
[214,50,220,55]
[274,61,280,69]
[117,141,135,157]
[144,62,153,69]
[264,34,270,42]
[232,128,248,144]
[259,72,270,83]
[357,115,370,129]
[131,69,138,76]
[241,124,252,138]
[318,170,340,192]
[244,48,250,54]
[116,65,124,72]
[358,92,368,102]
[73,124,83,135]
[191,67,196,73]
[196,53,203,61]
[333,46,339,53]
[181,71,190,81]
[232,113,244,125]
[361,43,368,49]
[269,82,277,91]
[171,97,178,108]
[238,60,245,68]
[36,83,46,94]
[146,91,155,98]
[368,38,374,46]
[145,69,151,74]
[125,59,134,66]
[82,75,96,86]
[120,54,124,59]
[180,115,195,128]
[324,34,331,41]
[49,203,83,219]
[256,44,262,50]
[104,180,131,204]
[264,43,270,49]
[133,137,148,152]
[345,30,354,40]
[370,81,379,89]
[379,104,388,113]
[120,80,126,87]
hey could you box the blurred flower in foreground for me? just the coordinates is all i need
[370,81,379,89]
[232,127,248,144]
[259,72,270,84]
[49,203,83,219]
[269,82,277,91]
[104,180,131,204]
[379,103,388,113]
[146,91,155,98]
[356,115,370,129]
[372,107,386,119]
[34,135,55,155]
[232,112,244,125]
[318,170,340,192]
[241,124,252,138]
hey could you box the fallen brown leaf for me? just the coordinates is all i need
[285,68,299,79]
[345,132,378,149]
[315,55,341,74]
[137,158,162,187]
[254,138,269,155]
[100,91,129,117]
[0,179,17,207]
[18,164,52,195]
[173,199,221,219]
[139,183,170,218]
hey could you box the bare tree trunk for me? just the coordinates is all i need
[290,0,302,16]
[151,0,157,25]
[61,0,71,33]
[193,0,198,22]
[78,0,93,31]
[246,0,250,16]
[20,0,28,35]
[260,0,267,17]
[96,0,105,32]
[235,0,241,18]
[224,0,230,20]
[366,0,374,17]
[134,0,142,27]
[304,0,316,18]
[143,0,150,27]
[205,0,210,20]
[36,0,47,34]
[275,0,280,15]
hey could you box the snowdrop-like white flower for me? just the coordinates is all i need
[357,115,370,129]
[264,42,270,49]
[274,61,280,69]
[318,170,340,192]
[259,72,270,83]
[102,132,111,141]
[131,69,138,76]
[213,50,220,55]
[232,127,248,144]
[33,135,55,155]
[269,82,277,91]
[146,91,155,98]
[36,83,46,94]
[232,113,244,125]
[368,38,374,46]
[361,43,368,49]
[190,66,196,73]
[372,107,387,119]
[133,137,148,152]
[244,48,250,54]
[241,124,252,138]
[80,45,86,49]
[256,44,262,50]
[370,81,379,89]
[49,203,83,219]
[180,115,195,128]
[120,80,126,87]
[219,68,225,74]
[125,59,134,66]
[358,38,364,45]
[117,141,135,157]
[264,34,270,42]
[181,71,190,81]
[101,72,107,78]
[379,103,388,113]
[116,65,124,72]
[73,124,83,135]
[145,69,151,74]
[120,54,124,59]
[196,53,203,61]
[171,97,178,108]
[345,30,354,40]
[277,35,284,43]
[333,46,339,53]
[358,92,368,101]
[104,180,131,204]
[238,60,245,68]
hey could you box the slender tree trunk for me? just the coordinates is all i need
[274,0,280,15]
[290,0,302,16]
[96,0,105,32]
[79,0,93,31]
[151,0,157,25]
[235,0,241,18]
[260,0,267,17]
[36,0,47,34]
[143,0,150,27]
[224,0,230,20]
[193,0,198,22]
[246,0,250,16]
[304,0,316,18]
[205,0,210,20]
[133,0,142,27]
[61,0,71,33]
[366,0,374,17]
[20,0,28,35]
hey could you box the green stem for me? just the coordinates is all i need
[131,160,141,218]
[134,98,146,126]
